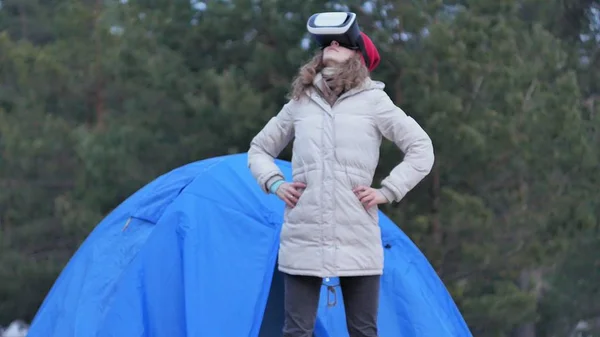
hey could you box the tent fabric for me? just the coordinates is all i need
[27,153,473,337]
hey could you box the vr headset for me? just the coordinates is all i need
[306,12,371,66]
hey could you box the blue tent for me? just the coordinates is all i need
[27,153,472,337]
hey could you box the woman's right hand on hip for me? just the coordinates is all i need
[276,182,306,208]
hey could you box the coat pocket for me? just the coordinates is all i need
[284,185,310,222]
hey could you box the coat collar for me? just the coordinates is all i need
[307,73,384,114]
[307,73,333,114]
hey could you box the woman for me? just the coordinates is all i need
[247,26,434,337]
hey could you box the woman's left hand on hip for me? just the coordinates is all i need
[353,186,387,209]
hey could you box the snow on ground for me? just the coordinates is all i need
[0,320,28,337]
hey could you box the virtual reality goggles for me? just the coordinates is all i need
[306,12,371,65]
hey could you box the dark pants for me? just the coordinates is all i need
[282,273,380,337]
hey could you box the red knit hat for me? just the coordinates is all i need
[359,32,380,72]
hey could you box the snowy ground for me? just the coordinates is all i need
[0,320,28,337]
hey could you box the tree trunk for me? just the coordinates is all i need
[18,1,27,40]
[93,0,105,130]
[512,269,543,337]
[431,162,443,274]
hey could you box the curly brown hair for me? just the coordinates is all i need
[288,50,370,101]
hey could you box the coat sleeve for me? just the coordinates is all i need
[373,91,435,203]
[247,101,295,193]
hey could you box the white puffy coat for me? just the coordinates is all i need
[248,74,434,277]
